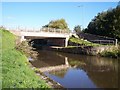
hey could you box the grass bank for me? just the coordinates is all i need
[1,29,50,88]
[100,46,120,58]
[69,37,100,46]
[68,37,120,58]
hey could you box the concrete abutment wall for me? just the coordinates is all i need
[50,46,117,56]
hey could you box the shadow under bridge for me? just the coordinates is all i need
[26,37,67,47]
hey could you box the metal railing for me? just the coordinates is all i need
[8,27,71,34]
[40,27,70,34]
[90,40,115,45]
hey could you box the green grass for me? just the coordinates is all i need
[2,30,15,50]
[69,37,101,46]
[100,46,120,58]
[1,29,50,88]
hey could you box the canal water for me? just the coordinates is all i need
[30,50,118,88]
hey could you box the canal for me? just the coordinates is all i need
[30,50,118,88]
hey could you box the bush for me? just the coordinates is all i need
[100,46,120,58]
[15,40,38,59]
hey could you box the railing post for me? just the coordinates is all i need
[115,39,118,47]
[65,37,69,47]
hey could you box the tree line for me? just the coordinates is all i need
[42,2,120,41]
[84,2,120,40]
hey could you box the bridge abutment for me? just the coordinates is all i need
[20,35,26,42]
[65,37,69,47]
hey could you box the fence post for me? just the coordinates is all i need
[115,39,118,47]
[100,40,101,44]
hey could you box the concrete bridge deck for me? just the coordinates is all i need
[9,27,73,47]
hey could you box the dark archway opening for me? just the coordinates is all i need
[29,38,65,49]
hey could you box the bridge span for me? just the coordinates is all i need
[9,28,73,47]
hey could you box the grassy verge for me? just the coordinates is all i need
[0,28,2,90]
[100,46,120,58]
[69,37,100,46]
[68,37,120,58]
[1,29,50,88]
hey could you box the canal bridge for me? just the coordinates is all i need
[9,27,73,47]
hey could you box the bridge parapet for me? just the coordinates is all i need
[40,27,70,34]
[9,27,71,34]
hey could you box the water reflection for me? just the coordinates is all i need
[30,50,118,88]
[30,50,65,68]
[45,68,97,88]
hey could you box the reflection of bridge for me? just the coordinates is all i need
[39,57,70,72]
[10,28,73,47]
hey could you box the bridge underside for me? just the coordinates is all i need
[25,36,67,47]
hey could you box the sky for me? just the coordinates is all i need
[1,1,118,31]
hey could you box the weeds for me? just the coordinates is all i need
[15,40,38,59]
[100,46,120,58]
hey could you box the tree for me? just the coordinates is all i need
[118,1,120,7]
[84,3,120,40]
[43,18,69,30]
[74,25,81,34]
